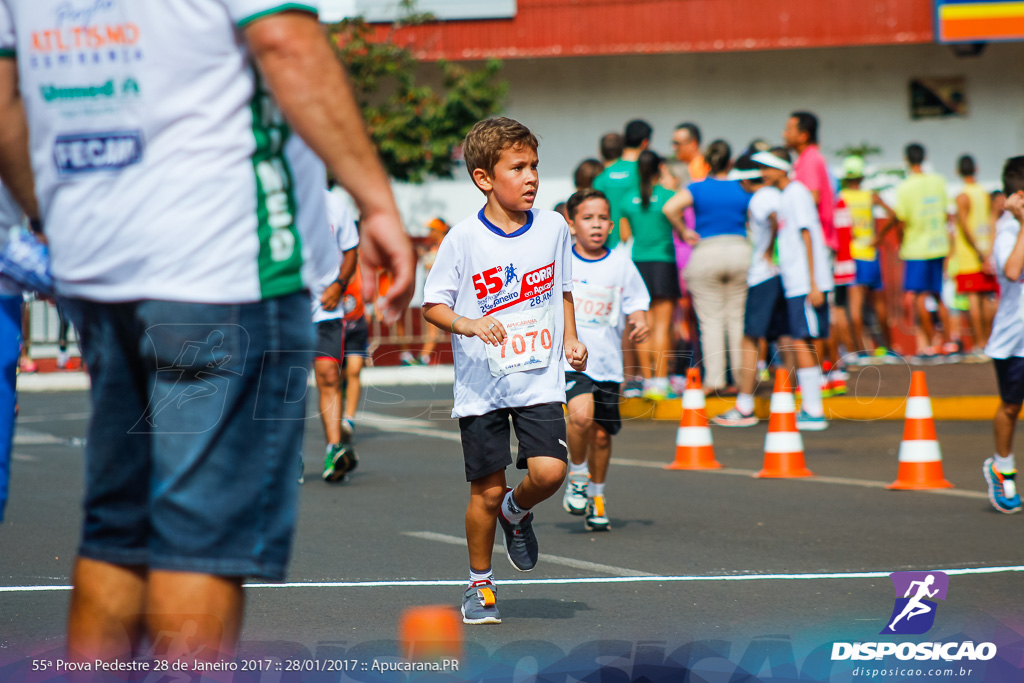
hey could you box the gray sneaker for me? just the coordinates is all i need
[461,580,501,624]
[497,510,538,571]
[561,473,588,515]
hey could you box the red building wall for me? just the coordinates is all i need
[370,0,935,61]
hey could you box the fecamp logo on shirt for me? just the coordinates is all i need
[53,130,143,174]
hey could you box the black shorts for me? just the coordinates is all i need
[343,316,370,359]
[832,284,849,308]
[994,357,1024,405]
[744,276,789,341]
[634,260,681,300]
[565,372,622,435]
[315,318,345,363]
[458,402,568,482]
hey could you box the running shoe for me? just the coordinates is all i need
[322,443,357,482]
[18,357,36,374]
[940,342,962,363]
[878,348,903,365]
[622,384,642,399]
[561,472,589,515]
[584,496,611,531]
[711,407,759,427]
[912,348,941,365]
[461,580,501,624]
[497,507,538,571]
[298,454,305,485]
[796,410,829,431]
[56,349,70,370]
[757,367,771,382]
[983,458,1021,514]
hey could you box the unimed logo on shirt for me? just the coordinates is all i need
[53,130,143,174]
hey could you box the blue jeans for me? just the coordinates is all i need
[0,295,21,523]
[61,292,314,579]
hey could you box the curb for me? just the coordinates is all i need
[620,395,1000,422]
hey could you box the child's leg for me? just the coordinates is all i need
[343,355,364,421]
[314,358,342,445]
[466,470,507,572]
[566,392,594,468]
[966,292,986,349]
[994,401,1021,460]
[914,293,936,348]
[872,290,893,349]
[516,456,567,509]
[794,338,825,419]
[848,285,867,352]
[588,426,612,486]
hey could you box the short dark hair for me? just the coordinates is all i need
[624,119,653,148]
[574,158,604,191]
[675,122,702,146]
[463,117,538,179]
[599,133,623,162]
[790,111,819,144]
[770,146,792,163]
[957,154,976,178]
[566,188,610,220]
[705,139,732,176]
[905,143,926,166]
[1003,156,1024,196]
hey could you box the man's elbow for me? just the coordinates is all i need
[245,11,321,64]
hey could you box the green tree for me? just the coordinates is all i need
[328,9,506,183]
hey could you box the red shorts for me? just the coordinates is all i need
[955,272,998,294]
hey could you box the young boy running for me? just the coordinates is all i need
[422,118,588,624]
[754,149,833,430]
[983,157,1024,514]
[713,156,787,426]
[562,189,649,530]
[316,188,360,482]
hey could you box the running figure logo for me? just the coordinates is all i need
[505,263,520,286]
[881,571,949,635]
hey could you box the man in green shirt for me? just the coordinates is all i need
[886,143,955,361]
[593,119,651,249]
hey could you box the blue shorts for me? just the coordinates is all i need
[904,258,944,294]
[993,357,1024,405]
[62,292,314,580]
[744,276,789,340]
[854,259,883,290]
[785,295,830,340]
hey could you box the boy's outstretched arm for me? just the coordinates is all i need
[422,303,507,346]
[562,292,587,372]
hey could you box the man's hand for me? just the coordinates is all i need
[682,228,700,246]
[627,311,649,343]
[320,281,343,311]
[564,339,588,372]
[1007,191,1024,222]
[456,316,506,347]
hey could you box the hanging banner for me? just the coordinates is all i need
[936,1,1024,43]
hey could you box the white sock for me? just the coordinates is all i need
[995,453,1016,473]
[501,489,529,524]
[469,567,493,584]
[588,482,605,498]
[736,393,755,415]
[797,367,824,417]
[569,461,589,477]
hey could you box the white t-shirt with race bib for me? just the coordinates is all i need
[422,208,573,418]
[571,246,649,383]
[747,186,781,287]
[777,180,834,298]
[0,0,333,303]
[985,212,1024,359]
[311,189,359,323]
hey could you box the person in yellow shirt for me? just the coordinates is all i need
[889,143,956,362]
[953,155,997,358]
[840,156,898,363]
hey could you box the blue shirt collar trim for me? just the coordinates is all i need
[572,245,611,262]
[478,207,534,238]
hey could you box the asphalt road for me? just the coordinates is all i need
[1,385,1022,682]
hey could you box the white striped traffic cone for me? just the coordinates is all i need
[888,371,953,490]
[666,367,722,470]
[758,369,813,478]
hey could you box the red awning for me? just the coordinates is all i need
[366,0,935,61]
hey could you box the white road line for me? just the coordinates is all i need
[402,531,655,578]
[17,412,92,424]
[5,564,1022,593]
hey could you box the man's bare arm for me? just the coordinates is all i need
[245,12,414,321]
[0,59,38,221]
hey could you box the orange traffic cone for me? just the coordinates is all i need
[758,370,814,478]
[399,605,463,661]
[888,371,953,490]
[666,367,722,470]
